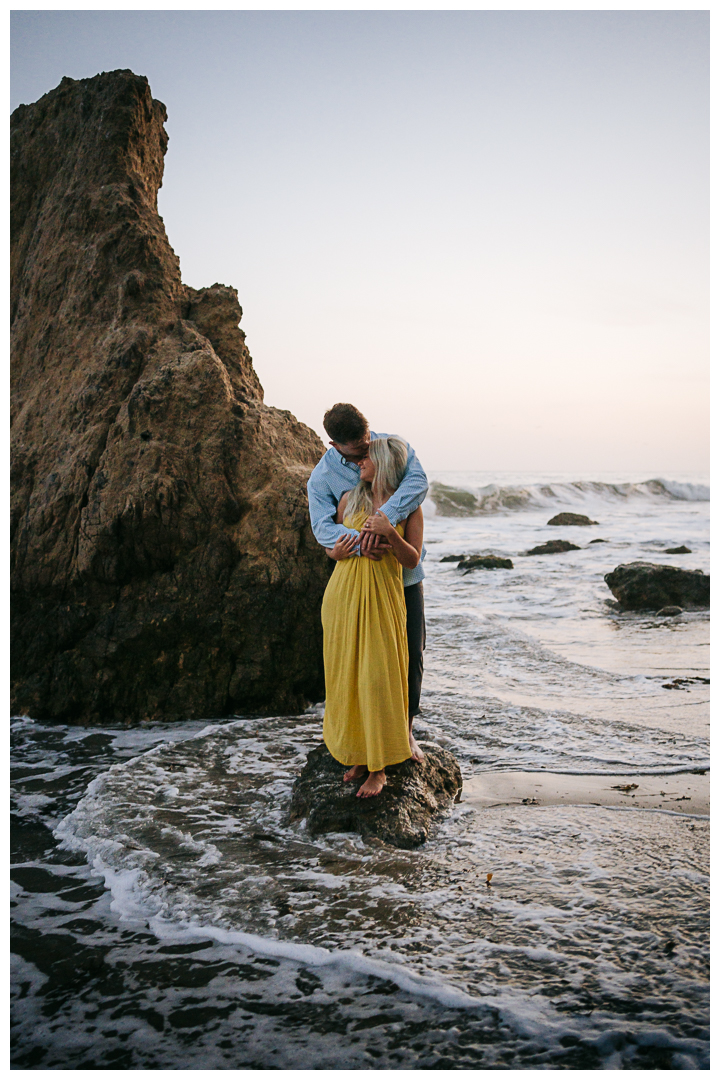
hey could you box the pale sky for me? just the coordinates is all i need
[11,9,709,474]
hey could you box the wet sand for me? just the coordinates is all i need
[461,770,709,816]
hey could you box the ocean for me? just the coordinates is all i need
[11,472,709,1069]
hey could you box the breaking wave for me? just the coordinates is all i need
[429,478,709,517]
[49,717,708,1070]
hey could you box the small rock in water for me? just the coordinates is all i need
[525,540,580,556]
[288,743,462,849]
[457,555,514,571]
[439,554,466,562]
[604,562,709,611]
[589,538,608,544]
[656,606,683,617]
[546,513,598,526]
[664,545,692,554]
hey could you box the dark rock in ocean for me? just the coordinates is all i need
[589,538,607,544]
[458,556,514,571]
[656,606,683,617]
[288,743,463,849]
[525,540,581,556]
[546,513,598,526]
[11,71,331,724]
[604,563,709,611]
[439,554,466,562]
[664,545,692,554]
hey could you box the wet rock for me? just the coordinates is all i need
[525,540,580,556]
[546,513,598,526]
[656,606,683,617]
[662,676,709,689]
[590,538,607,544]
[664,546,692,554]
[604,563,709,611]
[439,554,466,562]
[288,743,463,849]
[11,71,331,724]
[458,556,514,571]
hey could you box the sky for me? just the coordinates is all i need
[11,8,709,475]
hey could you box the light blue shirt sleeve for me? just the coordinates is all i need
[307,469,360,550]
[377,439,429,526]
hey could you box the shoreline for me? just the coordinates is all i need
[460,770,709,816]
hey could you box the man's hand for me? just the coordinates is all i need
[326,534,357,561]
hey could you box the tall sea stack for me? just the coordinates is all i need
[11,70,331,724]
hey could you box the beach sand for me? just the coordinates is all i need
[461,770,709,815]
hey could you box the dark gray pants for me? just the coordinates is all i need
[405,582,425,720]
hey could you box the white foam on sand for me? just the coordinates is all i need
[48,846,707,1066]
[50,716,708,1067]
[58,842,486,1013]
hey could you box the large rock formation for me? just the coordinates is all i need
[288,743,463,849]
[604,563,710,611]
[11,70,332,724]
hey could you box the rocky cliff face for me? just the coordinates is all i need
[11,70,331,724]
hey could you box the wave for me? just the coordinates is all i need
[50,857,484,1012]
[44,715,708,1070]
[429,478,709,517]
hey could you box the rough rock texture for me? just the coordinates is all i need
[547,513,598,526]
[11,70,332,724]
[288,743,463,849]
[458,555,513,571]
[604,563,710,611]
[525,540,580,556]
[664,546,692,555]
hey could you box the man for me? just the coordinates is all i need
[307,402,428,761]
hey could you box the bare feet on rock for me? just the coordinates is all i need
[409,731,425,762]
[343,764,367,783]
[357,770,386,797]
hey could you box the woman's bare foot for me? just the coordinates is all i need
[409,729,425,762]
[343,764,367,783]
[357,770,386,797]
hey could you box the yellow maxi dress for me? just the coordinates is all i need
[322,511,411,773]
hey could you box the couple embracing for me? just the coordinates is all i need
[307,403,428,798]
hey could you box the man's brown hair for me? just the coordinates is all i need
[323,403,369,444]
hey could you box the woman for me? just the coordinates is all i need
[322,436,424,798]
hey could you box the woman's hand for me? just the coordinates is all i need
[326,533,357,561]
[361,510,395,539]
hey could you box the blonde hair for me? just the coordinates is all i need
[344,436,408,523]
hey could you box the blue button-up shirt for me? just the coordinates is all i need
[307,431,428,586]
